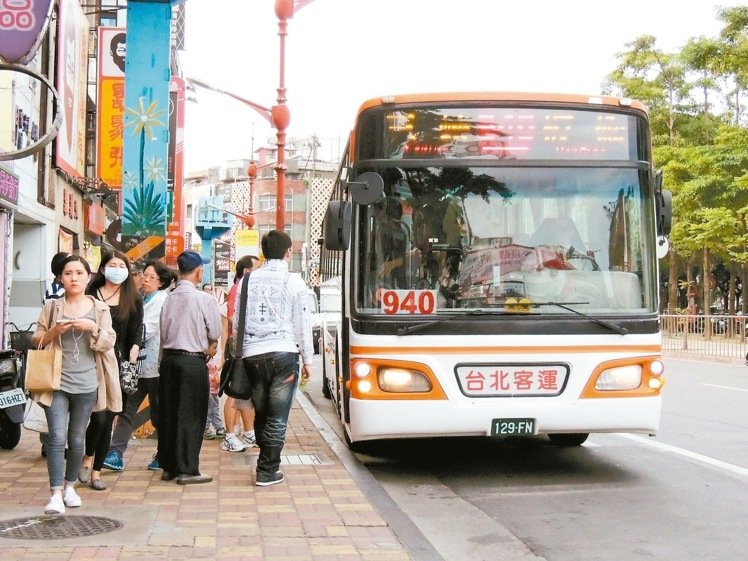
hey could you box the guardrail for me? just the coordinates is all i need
[661,314,748,362]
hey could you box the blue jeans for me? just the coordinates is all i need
[43,390,98,490]
[205,393,224,432]
[243,352,299,478]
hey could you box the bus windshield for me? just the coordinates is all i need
[355,165,657,316]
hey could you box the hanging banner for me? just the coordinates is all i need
[121,1,171,248]
[55,0,88,177]
[165,76,185,268]
[0,0,54,65]
[96,27,126,189]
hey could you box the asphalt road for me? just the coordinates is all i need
[304,356,748,561]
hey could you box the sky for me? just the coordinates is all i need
[179,0,744,174]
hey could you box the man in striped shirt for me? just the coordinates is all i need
[158,250,222,485]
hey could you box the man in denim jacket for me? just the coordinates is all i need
[234,230,313,486]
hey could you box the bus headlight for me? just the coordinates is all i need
[378,367,432,393]
[595,365,642,391]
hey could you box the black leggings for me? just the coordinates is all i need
[85,409,117,471]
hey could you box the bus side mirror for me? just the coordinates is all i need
[347,172,384,205]
[656,189,672,236]
[323,201,352,251]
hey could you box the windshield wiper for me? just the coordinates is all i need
[396,309,538,335]
[397,317,454,335]
[539,301,629,335]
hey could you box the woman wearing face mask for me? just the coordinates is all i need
[103,259,176,471]
[78,251,144,490]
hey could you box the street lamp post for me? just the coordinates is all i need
[273,0,293,231]
[188,0,315,231]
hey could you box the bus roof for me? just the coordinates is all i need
[355,92,648,115]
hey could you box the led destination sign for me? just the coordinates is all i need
[381,107,636,161]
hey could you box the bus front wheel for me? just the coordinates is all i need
[548,433,589,446]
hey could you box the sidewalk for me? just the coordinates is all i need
[0,396,415,561]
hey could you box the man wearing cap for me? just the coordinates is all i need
[158,250,222,484]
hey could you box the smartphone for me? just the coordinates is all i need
[56,319,70,324]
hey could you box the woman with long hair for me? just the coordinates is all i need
[104,259,175,470]
[31,255,121,514]
[78,251,144,490]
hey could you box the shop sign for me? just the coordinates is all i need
[0,165,19,205]
[84,199,106,235]
[62,187,79,220]
[0,0,54,64]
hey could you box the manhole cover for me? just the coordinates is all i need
[0,515,122,540]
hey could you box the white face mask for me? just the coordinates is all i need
[104,266,129,285]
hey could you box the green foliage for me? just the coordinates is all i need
[606,8,748,309]
[122,181,166,236]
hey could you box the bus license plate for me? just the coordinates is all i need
[490,418,535,436]
[0,388,26,409]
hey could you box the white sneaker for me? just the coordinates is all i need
[221,434,247,452]
[241,432,258,448]
[63,486,82,508]
[45,493,65,515]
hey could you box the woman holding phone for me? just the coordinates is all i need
[31,255,120,515]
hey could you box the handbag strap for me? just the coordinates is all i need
[234,273,251,357]
[38,301,58,350]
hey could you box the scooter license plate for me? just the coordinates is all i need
[0,388,26,409]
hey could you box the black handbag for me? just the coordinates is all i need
[219,274,252,399]
[119,360,139,395]
[118,323,146,396]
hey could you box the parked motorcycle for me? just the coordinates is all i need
[0,349,25,449]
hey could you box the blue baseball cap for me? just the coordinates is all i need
[177,250,210,273]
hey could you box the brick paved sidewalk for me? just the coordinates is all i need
[0,398,414,561]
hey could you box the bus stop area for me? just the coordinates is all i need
[0,394,414,561]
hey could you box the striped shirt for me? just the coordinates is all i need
[160,280,222,353]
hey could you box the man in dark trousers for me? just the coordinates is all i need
[235,231,313,486]
[158,250,222,484]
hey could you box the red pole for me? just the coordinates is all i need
[274,0,294,231]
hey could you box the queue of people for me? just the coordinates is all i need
[27,230,313,515]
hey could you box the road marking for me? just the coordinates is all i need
[703,383,748,392]
[618,434,748,479]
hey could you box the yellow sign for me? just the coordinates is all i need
[96,77,125,188]
[235,229,259,246]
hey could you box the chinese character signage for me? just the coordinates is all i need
[0,0,54,64]
[456,364,568,397]
[0,165,19,205]
[165,76,185,268]
[55,0,88,177]
[96,27,126,189]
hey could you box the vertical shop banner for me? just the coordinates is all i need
[96,27,126,189]
[55,0,88,177]
[121,1,171,244]
[164,76,185,268]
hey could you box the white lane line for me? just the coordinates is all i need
[618,434,748,479]
[703,383,748,392]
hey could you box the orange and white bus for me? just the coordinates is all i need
[318,92,672,450]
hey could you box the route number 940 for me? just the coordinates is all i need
[380,290,437,315]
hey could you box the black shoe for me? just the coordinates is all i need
[176,474,213,485]
[161,471,177,481]
[255,471,284,487]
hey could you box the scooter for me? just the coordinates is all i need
[0,349,24,449]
